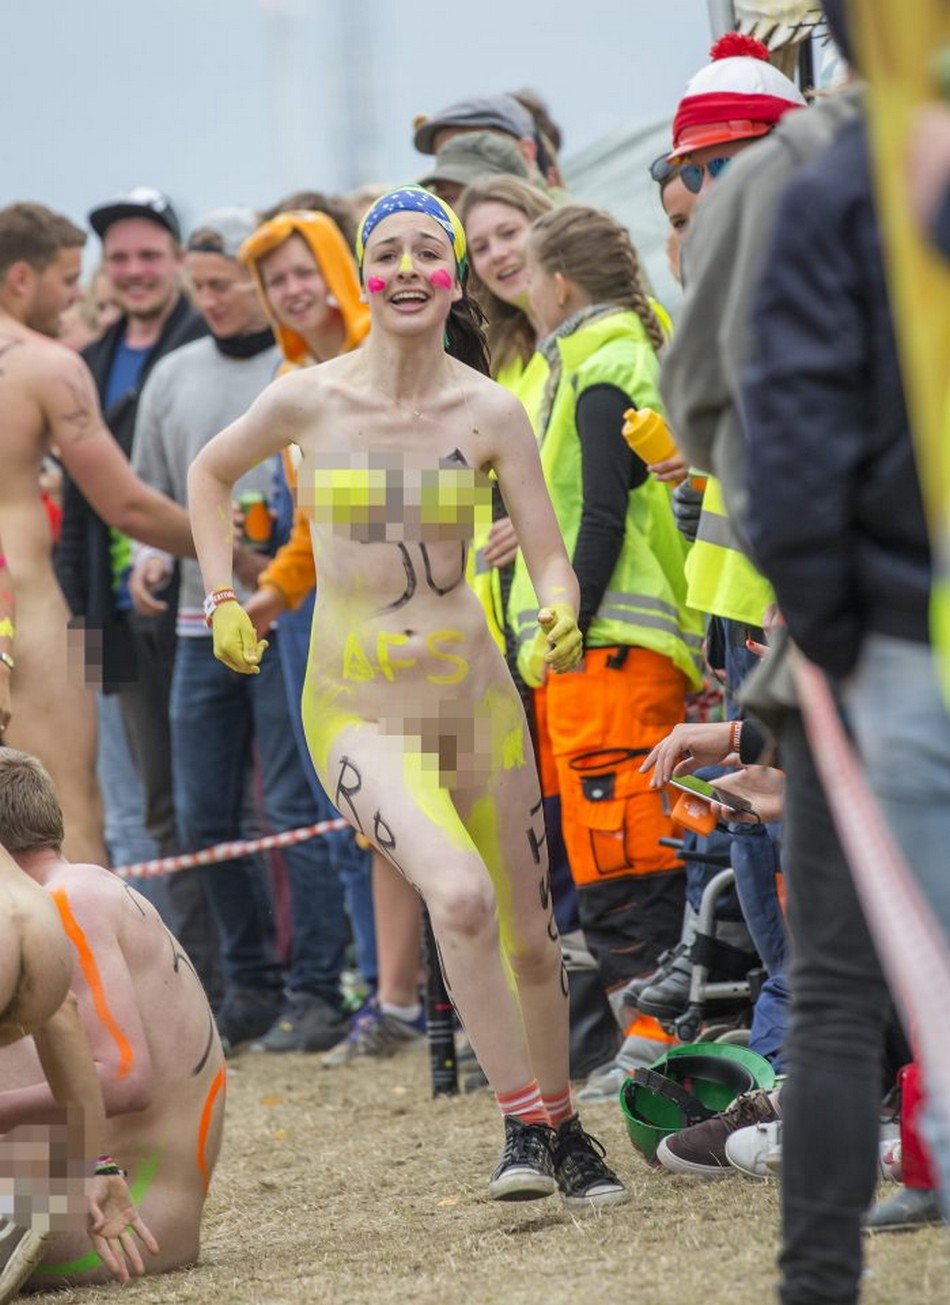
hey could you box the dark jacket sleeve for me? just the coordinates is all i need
[742,129,871,677]
[573,383,648,636]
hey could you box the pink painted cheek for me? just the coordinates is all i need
[428,268,453,290]
[366,275,387,294]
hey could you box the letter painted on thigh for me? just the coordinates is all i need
[335,756,365,833]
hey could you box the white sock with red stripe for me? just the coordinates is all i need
[542,1086,575,1128]
[495,1080,550,1126]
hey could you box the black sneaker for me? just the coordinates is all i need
[215,987,284,1056]
[656,1088,780,1176]
[488,1116,557,1201]
[252,991,349,1054]
[553,1115,629,1208]
[0,1217,54,1299]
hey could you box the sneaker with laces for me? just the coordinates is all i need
[656,1088,781,1176]
[0,1217,54,1301]
[322,999,426,1066]
[252,991,349,1054]
[553,1115,629,1208]
[488,1116,557,1201]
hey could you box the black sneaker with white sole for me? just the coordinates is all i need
[488,1116,557,1201]
[554,1115,629,1208]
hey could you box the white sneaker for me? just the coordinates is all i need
[729,1120,902,1180]
[725,1119,781,1178]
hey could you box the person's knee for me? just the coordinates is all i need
[430,878,497,941]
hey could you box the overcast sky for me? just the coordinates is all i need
[1,0,716,235]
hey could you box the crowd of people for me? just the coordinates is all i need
[1,2,950,1300]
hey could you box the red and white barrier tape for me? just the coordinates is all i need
[113,817,350,881]
[793,653,950,1115]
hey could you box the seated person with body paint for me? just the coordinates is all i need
[0,749,225,1290]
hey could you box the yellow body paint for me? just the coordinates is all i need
[376,631,416,681]
[0,618,14,638]
[483,686,525,771]
[342,631,376,681]
[398,251,414,274]
[425,630,469,685]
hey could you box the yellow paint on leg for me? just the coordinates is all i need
[483,686,525,771]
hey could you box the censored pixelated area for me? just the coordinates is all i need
[300,449,492,544]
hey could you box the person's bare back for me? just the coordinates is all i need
[0,853,225,1284]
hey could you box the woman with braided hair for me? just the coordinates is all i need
[187,187,627,1207]
[508,204,705,1028]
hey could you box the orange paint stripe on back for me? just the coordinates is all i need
[197,1065,226,1195]
[51,887,134,1080]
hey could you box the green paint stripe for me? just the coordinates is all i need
[32,1149,161,1277]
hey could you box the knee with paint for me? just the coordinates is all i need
[507,932,563,987]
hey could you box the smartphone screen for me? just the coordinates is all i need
[669,773,754,814]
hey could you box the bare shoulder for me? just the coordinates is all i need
[451,360,533,461]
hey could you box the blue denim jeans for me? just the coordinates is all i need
[729,820,788,1070]
[276,593,377,991]
[170,634,347,1005]
[846,633,950,1214]
[96,692,171,920]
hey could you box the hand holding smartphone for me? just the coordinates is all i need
[668,773,756,815]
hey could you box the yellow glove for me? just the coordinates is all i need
[211,601,268,674]
[543,602,582,670]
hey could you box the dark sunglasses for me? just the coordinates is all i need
[649,153,732,194]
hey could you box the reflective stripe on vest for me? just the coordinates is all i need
[686,476,774,628]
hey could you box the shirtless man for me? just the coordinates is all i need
[0,748,225,1289]
[0,833,158,1298]
[0,203,194,864]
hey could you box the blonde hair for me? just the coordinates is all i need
[528,205,665,353]
[0,750,64,853]
[457,176,555,379]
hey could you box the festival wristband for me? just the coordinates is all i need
[203,588,238,628]
[0,651,13,672]
[93,1154,128,1178]
[730,719,742,754]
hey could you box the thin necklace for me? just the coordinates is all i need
[367,357,480,435]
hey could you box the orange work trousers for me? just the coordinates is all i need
[536,646,689,991]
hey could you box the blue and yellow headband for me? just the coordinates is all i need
[356,186,467,278]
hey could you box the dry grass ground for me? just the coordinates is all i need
[27,1046,948,1305]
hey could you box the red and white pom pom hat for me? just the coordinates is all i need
[668,33,807,161]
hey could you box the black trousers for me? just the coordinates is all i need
[777,711,890,1304]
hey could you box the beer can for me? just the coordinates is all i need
[238,491,273,552]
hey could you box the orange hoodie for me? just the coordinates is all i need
[239,211,370,607]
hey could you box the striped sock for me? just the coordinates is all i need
[542,1086,575,1128]
[495,1080,550,1126]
